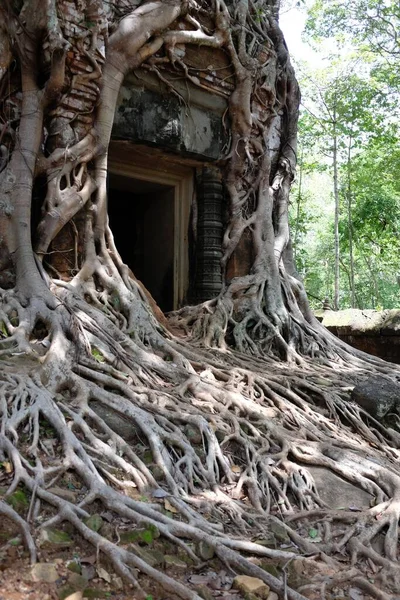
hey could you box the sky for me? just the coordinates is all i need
[279,5,333,68]
[279,5,310,63]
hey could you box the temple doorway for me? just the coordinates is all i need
[108,175,175,312]
[107,143,193,311]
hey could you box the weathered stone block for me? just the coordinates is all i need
[351,377,400,419]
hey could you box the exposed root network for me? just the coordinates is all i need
[1,283,400,600]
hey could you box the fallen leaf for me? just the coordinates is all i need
[97,566,111,583]
[82,565,95,581]
[2,461,13,474]
[164,499,178,513]
[231,465,241,473]
[85,514,103,532]
[100,511,114,523]
[349,587,364,600]
[81,554,96,565]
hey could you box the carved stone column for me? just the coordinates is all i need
[192,166,223,303]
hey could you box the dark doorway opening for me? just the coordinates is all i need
[108,174,175,312]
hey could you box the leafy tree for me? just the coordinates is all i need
[307,0,400,63]
[293,40,399,309]
[341,132,400,307]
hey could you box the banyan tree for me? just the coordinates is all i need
[1,2,400,598]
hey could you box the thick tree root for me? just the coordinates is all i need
[2,288,400,599]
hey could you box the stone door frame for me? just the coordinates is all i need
[108,141,193,309]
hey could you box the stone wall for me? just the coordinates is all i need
[316,309,400,364]
[112,69,229,161]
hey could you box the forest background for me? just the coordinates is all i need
[281,0,400,311]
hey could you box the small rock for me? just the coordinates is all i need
[152,488,169,498]
[351,377,400,420]
[196,585,215,600]
[145,549,165,566]
[267,593,279,600]
[31,563,58,583]
[254,534,276,547]
[349,588,364,600]
[196,540,215,560]
[58,589,78,600]
[100,522,113,540]
[164,554,187,569]
[64,594,83,600]
[120,524,159,545]
[142,450,153,465]
[130,544,164,567]
[189,574,212,585]
[8,536,23,547]
[233,575,270,598]
[81,565,95,581]
[67,572,88,590]
[112,576,123,589]
[269,521,289,542]
[48,487,77,503]
[120,530,140,544]
[40,528,73,547]
[184,425,202,445]
[67,560,81,574]
[90,401,138,442]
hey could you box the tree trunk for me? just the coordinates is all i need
[347,135,356,308]
[332,103,340,311]
[294,142,304,265]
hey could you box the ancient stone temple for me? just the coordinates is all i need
[108,45,233,311]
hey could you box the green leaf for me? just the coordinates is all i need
[6,489,29,512]
[140,529,154,545]
[91,346,105,363]
[308,528,319,539]
[85,514,103,533]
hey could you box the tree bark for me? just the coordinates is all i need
[332,101,340,311]
[347,134,356,308]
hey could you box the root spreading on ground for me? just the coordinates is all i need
[1,277,400,599]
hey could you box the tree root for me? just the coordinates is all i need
[2,288,400,599]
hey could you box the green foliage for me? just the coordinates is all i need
[306,0,400,66]
[91,346,105,363]
[85,514,104,533]
[290,2,400,310]
[6,488,29,513]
